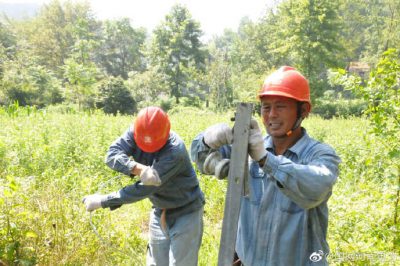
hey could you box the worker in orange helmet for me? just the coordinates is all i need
[191,67,341,265]
[83,106,205,266]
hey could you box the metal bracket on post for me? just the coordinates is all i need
[218,102,252,266]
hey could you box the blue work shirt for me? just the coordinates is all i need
[191,128,340,266]
[102,126,205,219]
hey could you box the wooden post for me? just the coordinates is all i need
[218,102,252,266]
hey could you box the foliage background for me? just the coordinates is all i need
[1,0,400,265]
[0,106,399,265]
[1,0,399,114]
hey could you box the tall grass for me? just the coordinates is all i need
[0,107,398,265]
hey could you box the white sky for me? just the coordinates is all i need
[1,0,272,40]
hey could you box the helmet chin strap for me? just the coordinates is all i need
[285,102,305,137]
[285,117,303,136]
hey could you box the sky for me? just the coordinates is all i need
[1,0,272,40]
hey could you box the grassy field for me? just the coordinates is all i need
[0,106,399,265]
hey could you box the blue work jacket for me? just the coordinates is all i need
[101,126,205,219]
[191,128,340,266]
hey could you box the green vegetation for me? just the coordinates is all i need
[1,0,400,114]
[1,0,399,265]
[0,107,399,265]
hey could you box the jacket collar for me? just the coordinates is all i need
[265,128,310,157]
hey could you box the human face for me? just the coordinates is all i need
[260,96,299,138]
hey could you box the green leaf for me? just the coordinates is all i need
[388,150,400,159]
[4,189,12,197]
[26,231,38,238]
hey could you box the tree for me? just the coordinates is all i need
[206,45,233,110]
[59,6,103,111]
[69,16,100,66]
[0,21,16,59]
[269,0,345,97]
[330,49,400,246]
[1,51,62,107]
[96,77,136,115]
[150,4,207,103]
[0,20,17,80]
[338,0,400,64]
[126,66,169,106]
[15,0,99,77]
[229,17,271,75]
[62,58,98,110]
[97,18,146,79]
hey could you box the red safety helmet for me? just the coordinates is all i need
[258,66,311,104]
[133,107,170,153]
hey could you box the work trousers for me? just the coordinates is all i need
[146,206,204,266]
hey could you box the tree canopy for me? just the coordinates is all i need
[0,0,399,112]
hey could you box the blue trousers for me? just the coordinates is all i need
[146,207,204,266]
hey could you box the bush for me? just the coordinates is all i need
[1,62,63,107]
[96,77,137,115]
[159,98,174,112]
[181,96,202,108]
[312,98,367,119]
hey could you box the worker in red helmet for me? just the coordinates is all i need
[191,67,341,265]
[83,106,205,266]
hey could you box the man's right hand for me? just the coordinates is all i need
[140,167,161,186]
[203,123,233,149]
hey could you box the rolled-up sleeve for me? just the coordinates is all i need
[190,133,210,163]
[105,128,137,177]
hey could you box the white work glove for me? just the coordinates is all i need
[248,118,267,161]
[82,194,107,212]
[140,167,161,186]
[203,123,233,149]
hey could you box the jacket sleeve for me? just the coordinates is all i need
[190,133,210,173]
[101,181,158,210]
[190,132,232,173]
[152,146,186,184]
[105,127,137,177]
[264,144,341,209]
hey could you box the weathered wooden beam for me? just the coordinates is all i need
[218,102,252,266]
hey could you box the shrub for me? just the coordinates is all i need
[159,98,174,112]
[312,98,367,118]
[181,96,202,108]
[96,77,137,115]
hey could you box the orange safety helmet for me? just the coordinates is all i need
[258,66,311,104]
[133,107,171,153]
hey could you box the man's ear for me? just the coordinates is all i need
[301,102,311,118]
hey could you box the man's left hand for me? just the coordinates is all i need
[82,194,107,212]
[248,118,267,161]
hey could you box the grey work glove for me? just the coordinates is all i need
[248,118,267,161]
[203,123,233,149]
[82,194,107,212]
[203,150,230,179]
[140,167,161,186]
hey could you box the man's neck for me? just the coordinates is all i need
[272,128,303,155]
